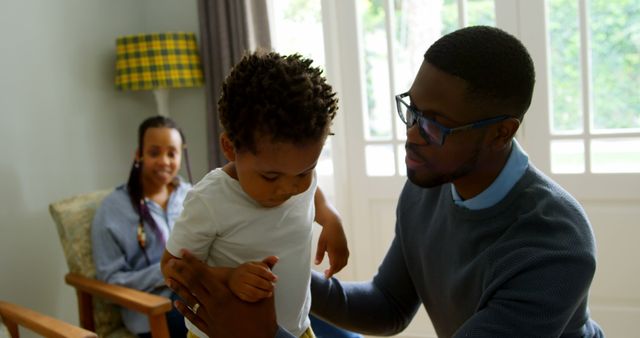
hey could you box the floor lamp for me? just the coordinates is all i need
[114,32,204,116]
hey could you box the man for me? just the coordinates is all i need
[165,26,604,337]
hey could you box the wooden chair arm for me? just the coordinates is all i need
[65,273,172,316]
[0,300,97,338]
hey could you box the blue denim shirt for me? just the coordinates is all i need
[91,180,189,334]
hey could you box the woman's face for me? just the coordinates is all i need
[138,127,183,189]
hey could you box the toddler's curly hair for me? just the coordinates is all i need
[218,51,338,153]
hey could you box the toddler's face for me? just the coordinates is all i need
[233,137,324,208]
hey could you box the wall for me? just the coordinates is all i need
[0,0,207,333]
[140,0,209,179]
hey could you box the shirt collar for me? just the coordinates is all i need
[143,180,190,212]
[451,139,529,210]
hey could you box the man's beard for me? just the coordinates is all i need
[407,144,482,188]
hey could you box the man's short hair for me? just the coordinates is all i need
[425,26,535,119]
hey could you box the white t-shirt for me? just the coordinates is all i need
[166,168,316,338]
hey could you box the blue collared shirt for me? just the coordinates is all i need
[91,180,190,334]
[452,140,529,210]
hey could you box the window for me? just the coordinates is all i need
[269,3,639,335]
[547,0,640,174]
[270,0,335,180]
[360,0,496,176]
[270,0,640,189]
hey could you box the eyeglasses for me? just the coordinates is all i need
[395,92,511,146]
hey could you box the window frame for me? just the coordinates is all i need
[515,0,640,201]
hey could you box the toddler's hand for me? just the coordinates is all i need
[315,221,349,278]
[229,256,278,302]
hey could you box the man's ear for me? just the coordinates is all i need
[220,133,237,161]
[490,118,520,151]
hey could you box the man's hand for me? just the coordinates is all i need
[164,250,279,338]
[229,258,278,302]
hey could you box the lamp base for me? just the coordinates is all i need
[153,89,170,116]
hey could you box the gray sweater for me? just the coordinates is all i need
[310,165,603,337]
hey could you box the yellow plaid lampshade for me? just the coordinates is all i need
[115,32,204,91]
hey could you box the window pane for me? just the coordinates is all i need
[397,144,407,176]
[366,144,395,176]
[271,0,334,179]
[316,142,334,176]
[467,0,495,26]
[271,0,325,68]
[548,0,583,134]
[591,138,640,173]
[441,0,458,35]
[590,0,640,132]
[393,0,442,143]
[551,139,585,174]
[396,116,407,141]
[361,0,392,140]
[393,0,441,95]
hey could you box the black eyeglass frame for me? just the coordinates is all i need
[395,92,511,146]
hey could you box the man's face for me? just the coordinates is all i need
[404,62,489,188]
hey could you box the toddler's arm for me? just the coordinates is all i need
[314,187,350,278]
[161,249,182,279]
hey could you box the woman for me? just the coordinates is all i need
[91,115,191,337]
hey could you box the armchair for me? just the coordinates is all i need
[0,300,96,338]
[49,190,172,338]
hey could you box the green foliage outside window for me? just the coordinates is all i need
[548,0,583,132]
[590,0,640,130]
[549,0,639,132]
[360,0,638,135]
[362,0,387,138]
